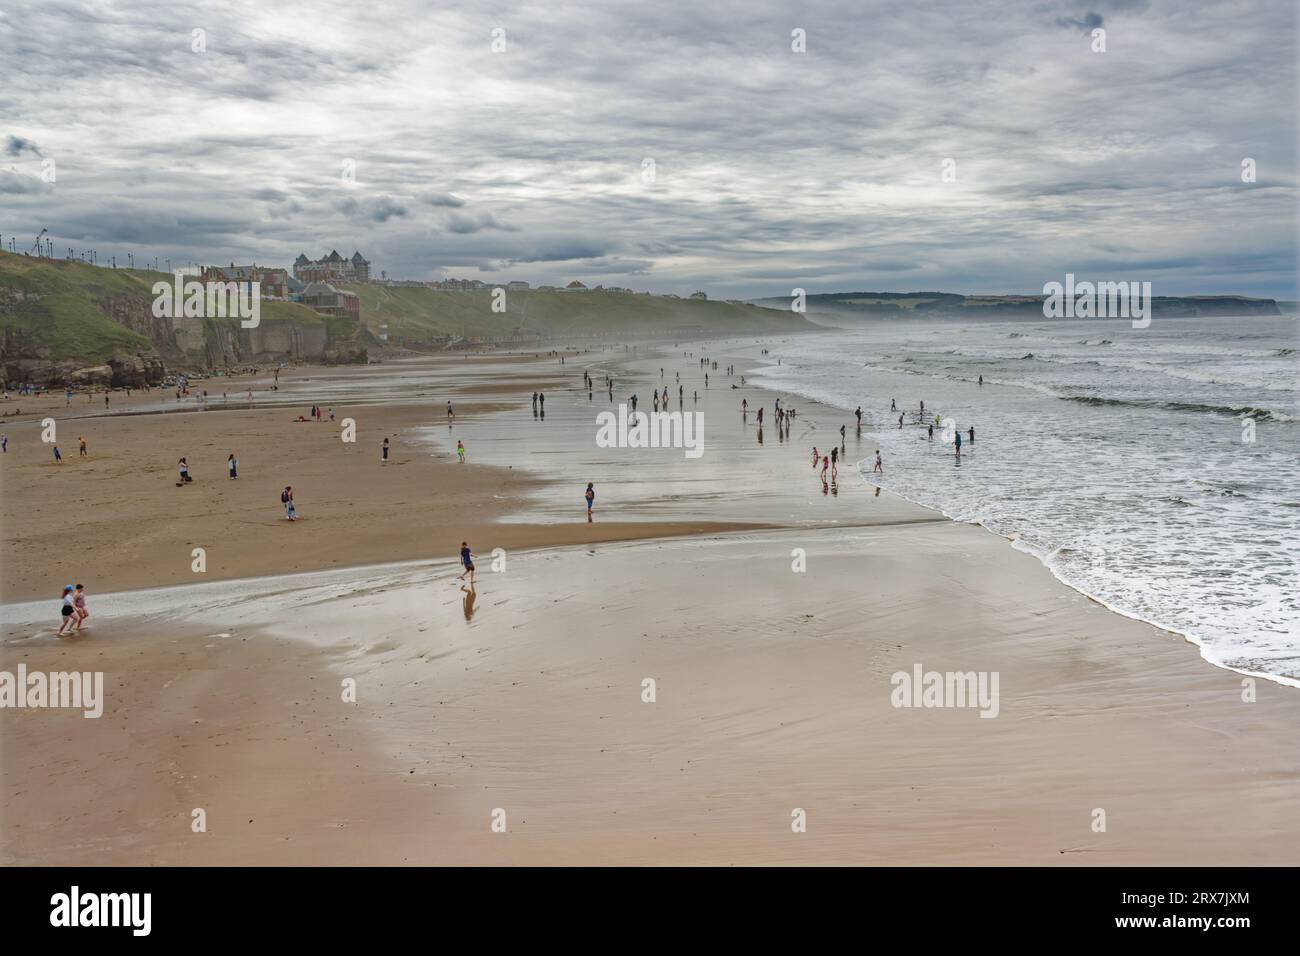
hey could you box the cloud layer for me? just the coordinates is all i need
[1,0,1295,297]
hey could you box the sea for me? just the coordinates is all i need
[745,314,1300,685]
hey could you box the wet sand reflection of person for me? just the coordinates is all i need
[461,585,478,621]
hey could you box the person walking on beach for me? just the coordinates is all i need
[73,584,89,630]
[538,392,545,413]
[78,436,87,457]
[381,437,389,462]
[53,445,62,464]
[855,406,862,429]
[978,375,983,386]
[1,434,7,453]
[898,414,904,429]
[281,486,297,520]
[831,446,839,479]
[839,424,846,445]
[447,401,454,425]
[228,453,238,479]
[821,455,829,480]
[890,398,896,412]
[812,446,819,468]
[742,398,748,414]
[178,457,191,483]
[585,482,595,521]
[58,585,77,637]
[928,423,934,441]
[457,440,465,463]
[955,430,962,458]
[968,425,975,445]
[532,391,538,415]
[873,450,883,474]
[458,541,475,585]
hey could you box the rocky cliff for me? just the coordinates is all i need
[0,252,369,385]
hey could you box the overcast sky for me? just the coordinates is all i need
[1,0,1296,298]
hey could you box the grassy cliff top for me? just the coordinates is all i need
[0,252,341,363]
[0,251,806,365]
[343,284,802,340]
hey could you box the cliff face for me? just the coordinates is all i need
[0,253,370,384]
[103,292,187,362]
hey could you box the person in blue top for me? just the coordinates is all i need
[585,483,595,522]
[458,541,475,585]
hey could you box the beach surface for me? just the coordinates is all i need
[2,344,1297,865]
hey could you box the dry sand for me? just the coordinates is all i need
[2,346,1297,865]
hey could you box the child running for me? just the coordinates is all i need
[458,541,475,584]
[57,585,76,637]
[457,440,465,463]
[73,584,89,630]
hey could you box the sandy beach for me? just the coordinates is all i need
[2,343,1298,865]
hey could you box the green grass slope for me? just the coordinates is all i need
[0,251,154,362]
[345,285,803,341]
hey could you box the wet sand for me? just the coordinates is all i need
[2,342,1298,865]
[0,354,765,601]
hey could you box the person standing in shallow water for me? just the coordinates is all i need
[585,482,595,521]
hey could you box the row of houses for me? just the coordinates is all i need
[202,258,361,321]
[202,252,712,325]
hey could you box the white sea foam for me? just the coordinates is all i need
[749,316,1300,684]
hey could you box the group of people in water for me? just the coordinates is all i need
[888,397,976,456]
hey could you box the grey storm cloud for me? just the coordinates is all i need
[0,0,1294,297]
[1056,12,1104,33]
[424,192,466,208]
[5,135,41,157]
[0,169,50,194]
[446,211,516,234]
[335,196,409,223]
